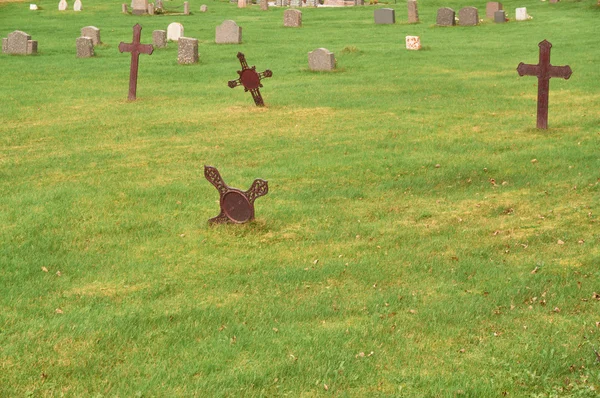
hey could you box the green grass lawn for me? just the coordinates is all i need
[1,0,599,395]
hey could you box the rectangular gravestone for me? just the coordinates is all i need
[260,0,268,10]
[178,37,198,64]
[152,30,167,48]
[284,9,302,26]
[494,10,505,23]
[215,20,241,44]
[184,1,189,14]
[132,0,148,14]
[81,26,100,45]
[122,3,128,13]
[147,3,154,14]
[458,7,478,26]
[374,8,395,24]
[486,2,502,19]
[2,30,37,55]
[515,7,528,21]
[308,48,335,71]
[436,7,455,26]
[407,0,419,23]
[76,36,94,57]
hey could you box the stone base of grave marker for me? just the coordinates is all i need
[405,35,421,50]
[76,36,94,57]
[178,37,198,64]
[308,48,335,71]
[494,10,505,23]
[152,30,167,48]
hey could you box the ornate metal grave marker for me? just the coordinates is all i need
[517,40,572,129]
[119,24,154,101]
[204,165,268,224]
[228,52,273,106]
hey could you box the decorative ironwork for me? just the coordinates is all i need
[517,40,572,129]
[228,52,272,106]
[118,24,154,101]
[204,165,268,224]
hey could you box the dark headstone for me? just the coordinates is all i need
[374,8,395,24]
[458,7,478,26]
[494,10,505,23]
[436,7,455,26]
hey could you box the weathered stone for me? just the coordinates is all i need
[147,3,154,14]
[200,4,208,11]
[494,10,505,23]
[132,0,148,14]
[436,7,455,26]
[122,3,128,13]
[167,22,184,41]
[290,0,301,7]
[178,37,198,64]
[76,36,94,57]
[30,4,38,10]
[515,7,528,21]
[152,30,167,48]
[58,0,67,10]
[215,20,241,44]
[284,9,302,27]
[73,0,82,11]
[81,26,100,45]
[374,8,395,24]
[458,7,478,26]
[405,35,421,50]
[155,0,163,8]
[485,2,502,19]
[184,1,189,14]
[308,48,335,71]
[2,30,37,55]
[237,0,246,7]
[407,0,419,23]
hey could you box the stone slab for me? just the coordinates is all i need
[178,37,198,64]
[308,48,335,71]
[436,7,455,26]
[215,20,241,44]
[374,8,395,24]
[76,36,94,57]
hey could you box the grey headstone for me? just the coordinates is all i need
[81,26,100,45]
[73,0,82,11]
[374,8,395,24]
[3,30,37,55]
[152,30,167,47]
[494,9,505,23]
[58,0,67,10]
[458,7,478,26]
[122,3,128,13]
[436,7,455,26]
[284,9,302,27]
[308,48,335,71]
[76,36,94,57]
[178,37,198,64]
[407,0,419,23]
[132,0,148,14]
[184,1,190,14]
[485,2,502,19]
[200,4,208,11]
[215,20,241,44]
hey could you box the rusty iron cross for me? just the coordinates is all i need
[517,40,572,129]
[228,52,273,107]
[119,24,154,101]
[204,165,268,224]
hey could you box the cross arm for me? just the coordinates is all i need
[549,65,572,80]
[517,62,539,77]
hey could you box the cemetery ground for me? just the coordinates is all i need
[1,0,599,395]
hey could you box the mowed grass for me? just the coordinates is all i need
[1,0,599,395]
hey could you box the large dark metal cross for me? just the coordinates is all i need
[228,52,272,107]
[118,24,154,101]
[517,40,572,129]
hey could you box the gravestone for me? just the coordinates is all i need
[152,30,167,47]
[178,37,198,64]
[200,4,208,11]
[148,3,155,14]
[308,48,335,71]
[81,26,100,45]
[305,0,317,6]
[228,52,272,106]
[122,3,128,13]
[30,4,38,10]
[76,36,94,57]
[515,7,528,21]
[276,0,289,6]
[73,0,82,11]
[284,9,302,27]
[167,22,184,41]
[290,0,301,7]
[155,0,163,8]
[355,0,364,5]
[458,7,478,26]
[2,30,37,55]
[238,0,246,7]
[405,35,421,50]
[494,10,505,23]
[118,23,153,101]
[436,7,455,26]
[184,1,189,14]
[486,2,502,19]
[132,0,148,14]
[58,0,67,10]
[215,20,241,44]
[374,8,395,24]
[407,0,419,23]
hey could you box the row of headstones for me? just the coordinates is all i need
[124,0,205,15]
[437,4,532,26]
[235,0,319,8]
[58,0,82,11]
[373,1,418,24]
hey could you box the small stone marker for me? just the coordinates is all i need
[517,40,572,129]
[204,165,268,224]
[147,3,154,14]
[184,1,190,14]
[167,22,184,41]
[132,0,148,14]
[118,24,154,101]
[81,26,100,45]
[215,20,242,44]
[30,4,38,10]
[156,0,163,8]
[486,1,502,19]
[374,8,395,24]
[178,37,198,64]
[260,0,268,10]
[405,35,421,50]
[152,30,167,48]
[73,0,82,11]
[122,3,128,13]
[407,0,419,23]
[58,0,67,10]
[437,7,455,26]
[228,52,273,106]
[308,48,335,71]
[76,36,94,57]
[200,4,208,11]
[494,10,505,23]
[515,7,528,21]
[2,30,37,55]
[284,9,302,27]
[458,7,478,26]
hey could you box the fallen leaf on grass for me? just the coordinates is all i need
[56,271,61,277]
[324,384,329,391]
[41,267,48,272]
[530,266,539,274]
[55,308,63,314]
[557,240,565,245]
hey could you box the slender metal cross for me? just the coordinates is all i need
[517,40,572,129]
[228,52,272,107]
[118,24,154,101]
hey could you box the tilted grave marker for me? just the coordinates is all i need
[118,24,154,101]
[228,52,273,107]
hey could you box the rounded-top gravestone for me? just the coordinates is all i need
[167,22,184,41]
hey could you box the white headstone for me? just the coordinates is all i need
[58,0,67,10]
[515,7,528,21]
[30,4,38,9]
[167,22,184,41]
[74,0,82,11]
